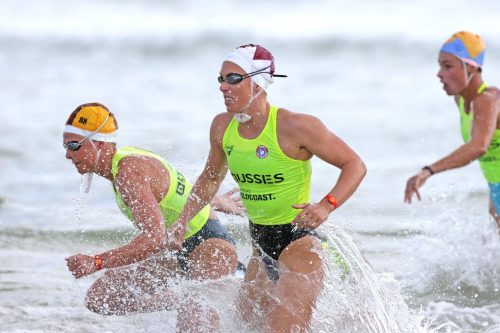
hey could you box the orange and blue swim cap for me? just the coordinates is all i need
[440,31,486,67]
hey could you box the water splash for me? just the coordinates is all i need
[422,301,500,332]
[80,172,93,194]
[402,207,500,332]
[310,225,429,333]
[159,224,434,332]
[73,173,92,226]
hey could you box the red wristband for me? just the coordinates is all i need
[94,255,103,270]
[324,195,338,210]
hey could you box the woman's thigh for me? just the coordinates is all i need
[275,235,325,304]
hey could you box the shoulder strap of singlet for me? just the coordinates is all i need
[459,82,489,113]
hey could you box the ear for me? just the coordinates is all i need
[466,63,480,74]
[253,82,263,93]
[95,141,108,151]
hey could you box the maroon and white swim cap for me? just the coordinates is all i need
[223,44,280,90]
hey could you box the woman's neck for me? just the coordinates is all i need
[95,145,116,181]
[241,100,270,127]
[461,74,484,104]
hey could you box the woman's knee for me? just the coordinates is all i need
[176,295,220,333]
[188,238,238,279]
[85,280,113,314]
[84,274,127,315]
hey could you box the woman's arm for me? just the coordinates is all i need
[405,91,499,203]
[168,114,231,249]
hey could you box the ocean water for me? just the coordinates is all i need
[1,0,500,332]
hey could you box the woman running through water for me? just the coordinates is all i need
[63,103,244,331]
[405,31,500,230]
[168,44,366,332]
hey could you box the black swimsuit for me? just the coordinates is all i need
[249,221,320,281]
[176,219,236,271]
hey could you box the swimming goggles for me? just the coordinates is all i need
[218,66,287,85]
[63,114,110,152]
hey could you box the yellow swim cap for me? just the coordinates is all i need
[64,103,118,142]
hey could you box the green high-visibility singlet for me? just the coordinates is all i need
[459,83,500,183]
[111,147,210,239]
[222,105,312,225]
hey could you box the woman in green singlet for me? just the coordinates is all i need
[405,31,500,229]
[63,103,244,331]
[169,44,366,332]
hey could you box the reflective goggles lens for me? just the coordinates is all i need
[217,65,287,85]
[218,73,247,85]
[218,66,273,85]
[64,141,82,152]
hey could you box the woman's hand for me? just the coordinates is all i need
[291,202,331,229]
[404,169,431,204]
[166,221,187,251]
[65,254,97,279]
[211,188,245,216]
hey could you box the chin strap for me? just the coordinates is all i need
[462,61,475,86]
[82,140,102,193]
[234,84,265,123]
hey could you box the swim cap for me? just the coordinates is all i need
[64,103,118,142]
[223,44,284,90]
[440,31,486,67]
